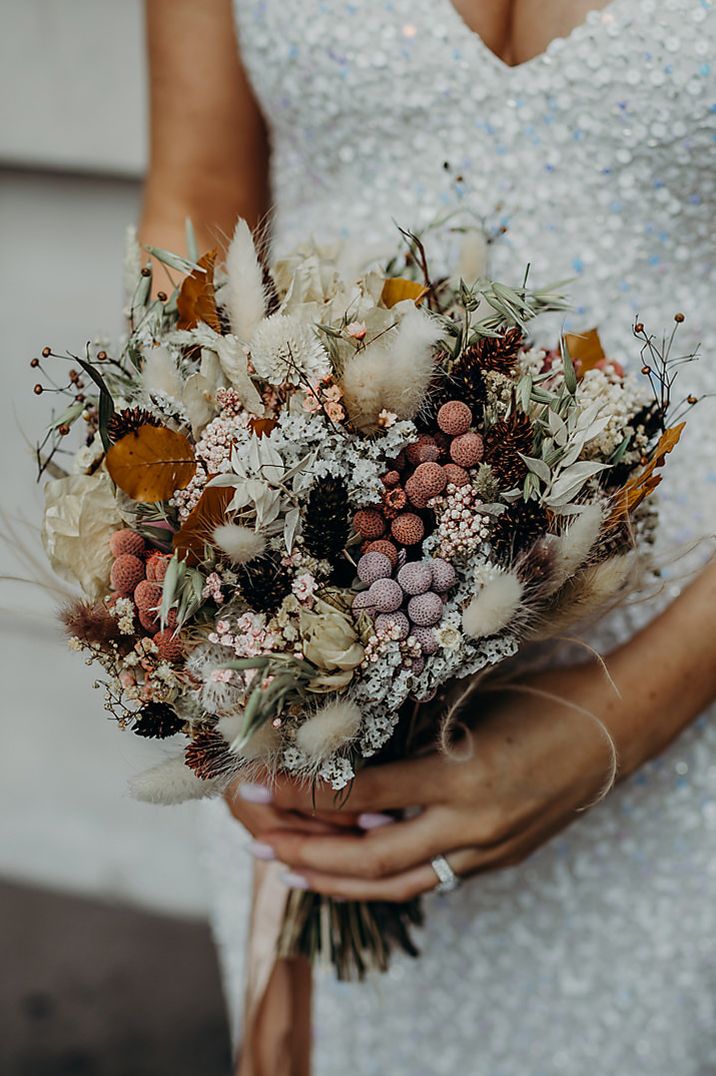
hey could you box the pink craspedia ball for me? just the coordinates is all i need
[397,561,433,596]
[443,463,470,488]
[146,552,170,583]
[430,557,457,593]
[406,435,438,467]
[407,591,444,627]
[450,431,485,469]
[109,528,145,559]
[363,539,399,568]
[412,462,447,499]
[405,474,430,509]
[110,554,145,597]
[410,626,439,655]
[391,513,425,546]
[381,470,401,488]
[134,579,163,613]
[353,590,376,614]
[375,611,410,639]
[437,400,473,437]
[357,551,393,585]
[367,578,404,613]
[354,508,386,540]
[138,606,160,633]
[153,629,184,663]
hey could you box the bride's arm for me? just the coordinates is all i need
[139,0,269,258]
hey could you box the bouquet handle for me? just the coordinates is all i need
[237,858,312,1076]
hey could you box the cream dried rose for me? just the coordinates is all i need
[300,598,364,691]
[41,471,122,598]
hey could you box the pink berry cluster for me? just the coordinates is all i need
[352,549,457,660]
[108,529,181,662]
[429,484,493,560]
[353,400,484,555]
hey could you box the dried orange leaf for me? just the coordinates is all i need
[381,278,428,308]
[173,484,234,565]
[564,328,606,377]
[177,250,222,333]
[106,425,196,503]
[249,417,278,438]
[608,422,685,524]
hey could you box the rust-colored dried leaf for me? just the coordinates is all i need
[249,417,278,438]
[608,422,685,524]
[106,425,196,503]
[173,484,234,565]
[381,278,428,308]
[177,250,222,333]
[565,327,606,377]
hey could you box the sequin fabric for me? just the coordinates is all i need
[200,1,716,1071]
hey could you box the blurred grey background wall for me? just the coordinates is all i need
[0,0,210,919]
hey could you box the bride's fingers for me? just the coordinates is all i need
[225,797,350,837]
[264,809,451,878]
[269,755,446,814]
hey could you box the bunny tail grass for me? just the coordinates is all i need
[225,218,267,342]
[128,756,222,805]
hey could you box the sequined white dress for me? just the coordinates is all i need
[201,2,716,1072]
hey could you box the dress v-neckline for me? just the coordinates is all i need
[438,0,627,76]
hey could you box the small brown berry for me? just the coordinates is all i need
[157,290,168,302]
[41,346,51,358]
[641,366,651,376]
[58,424,70,436]
[141,267,151,277]
[96,351,107,361]
[634,322,644,334]
[30,357,40,368]
[33,383,43,395]
[674,312,685,323]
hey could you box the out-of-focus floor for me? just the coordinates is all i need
[0,880,231,1076]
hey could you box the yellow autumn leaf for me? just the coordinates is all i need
[106,425,196,503]
[608,422,685,524]
[564,328,605,377]
[381,278,428,308]
[173,484,234,565]
[177,250,222,333]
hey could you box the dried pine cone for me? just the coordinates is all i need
[107,407,160,443]
[185,727,234,780]
[464,327,524,374]
[302,477,350,563]
[492,500,549,564]
[237,552,293,614]
[484,410,534,489]
[132,702,184,739]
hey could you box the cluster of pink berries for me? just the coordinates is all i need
[108,529,182,662]
[353,401,483,554]
[352,549,457,658]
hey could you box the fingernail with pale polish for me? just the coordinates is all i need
[248,840,276,861]
[282,871,309,890]
[357,812,395,830]
[238,783,273,804]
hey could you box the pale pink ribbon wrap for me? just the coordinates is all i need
[236,858,312,1076]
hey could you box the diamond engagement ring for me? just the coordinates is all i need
[430,854,460,894]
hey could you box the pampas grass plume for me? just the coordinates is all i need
[550,504,603,591]
[225,218,267,342]
[340,306,443,432]
[295,699,362,760]
[128,756,220,805]
[539,553,636,638]
[462,570,523,639]
[213,524,266,564]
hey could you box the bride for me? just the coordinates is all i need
[140,1,716,1072]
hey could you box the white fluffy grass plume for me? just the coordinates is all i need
[462,570,523,639]
[217,713,281,761]
[295,699,363,760]
[213,524,266,564]
[142,345,182,400]
[548,504,604,593]
[128,756,220,804]
[539,553,636,638]
[225,218,267,342]
[340,306,443,432]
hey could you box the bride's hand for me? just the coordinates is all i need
[243,663,619,900]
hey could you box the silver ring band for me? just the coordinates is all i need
[430,854,460,894]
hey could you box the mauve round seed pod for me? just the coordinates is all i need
[110,553,145,597]
[134,579,163,613]
[412,461,447,499]
[357,551,393,585]
[430,558,457,593]
[352,590,376,614]
[411,656,425,676]
[367,578,404,613]
[353,508,386,539]
[391,513,425,546]
[153,629,184,663]
[407,591,444,626]
[109,528,145,559]
[397,561,433,596]
[410,626,439,655]
[375,611,410,639]
[443,463,470,488]
[437,400,473,437]
[450,432,485,469]
[382,470,401,488]
[406,435,437,467]
[363,539,399,568]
